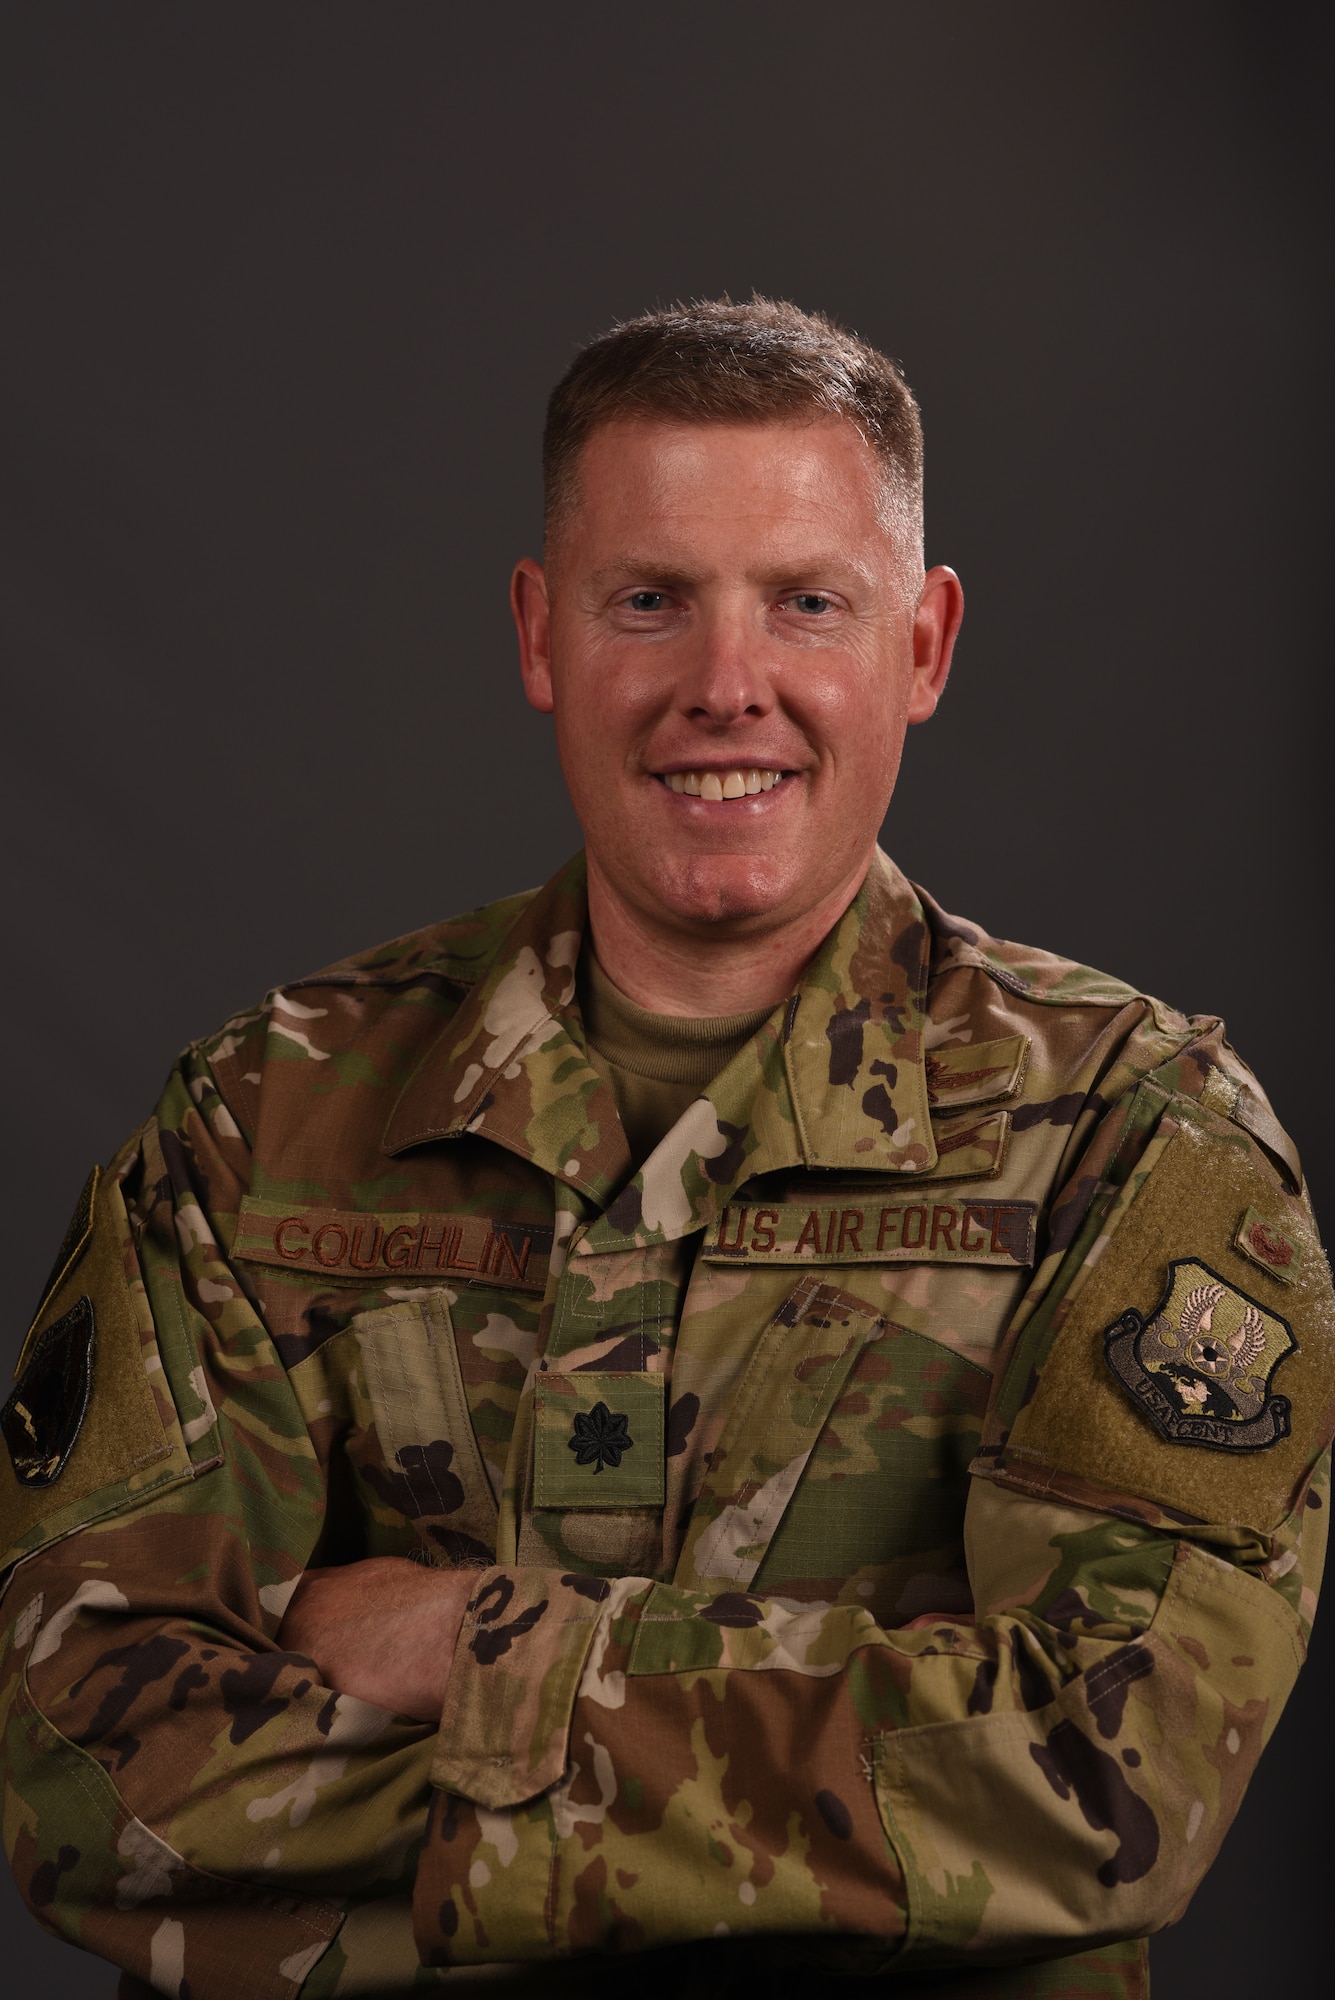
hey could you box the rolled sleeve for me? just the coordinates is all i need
[431,1568,645,1809]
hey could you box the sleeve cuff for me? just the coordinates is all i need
[431,1566,648,1809]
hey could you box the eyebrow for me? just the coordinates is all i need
[587,558,698,590]
[586,551,877,590]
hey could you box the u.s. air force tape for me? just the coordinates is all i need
[703,1197,1038,1267]
[234,1199,553,1292]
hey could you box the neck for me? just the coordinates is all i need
[584,852,873,1016]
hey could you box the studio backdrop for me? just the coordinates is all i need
[1,5,1330,1995]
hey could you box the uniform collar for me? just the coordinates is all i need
[383,847,936,1237]
[382,853,631,1204]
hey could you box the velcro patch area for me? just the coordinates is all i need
[993,1112,1335,1531]
[2,1175,182,1570]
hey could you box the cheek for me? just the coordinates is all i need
[550,670,651,819]
[794,662,907,769]
[553,656,673,782]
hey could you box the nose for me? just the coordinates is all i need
[673,598,777,726]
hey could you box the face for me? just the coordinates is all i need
[513,417,962,947]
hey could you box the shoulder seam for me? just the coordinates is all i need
[281,964,477,994]
[950,943,1146,1012]
[272,884,543,992]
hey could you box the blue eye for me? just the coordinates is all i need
[626,592,666,612]
[792,594,831,614]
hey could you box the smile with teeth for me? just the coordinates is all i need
[659,768,787,800]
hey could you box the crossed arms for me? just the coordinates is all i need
[1,1040,1329,1992]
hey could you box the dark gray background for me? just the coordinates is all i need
[2,4,1330,1993]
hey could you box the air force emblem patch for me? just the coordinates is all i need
[1104,1259,1296,1452]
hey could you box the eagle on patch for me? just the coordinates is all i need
[1104,1258,1296,1452]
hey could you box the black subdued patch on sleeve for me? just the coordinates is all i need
[3,1297,96,1488]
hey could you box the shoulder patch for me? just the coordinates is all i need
[1103,1260,1295,1453]
[2,1297,96,1485]
[986,1108,1335,1532]
[2,1175,189,1573]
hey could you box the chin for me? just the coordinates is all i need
[646,854,801,932]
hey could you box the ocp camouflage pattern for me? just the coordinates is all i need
[2,850,1332,1999]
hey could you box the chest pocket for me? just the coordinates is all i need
[352,1292,498,1563]
[674,1274,885,1592]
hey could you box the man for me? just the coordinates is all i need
[2,298,1330,2000]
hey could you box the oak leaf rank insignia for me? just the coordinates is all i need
[1104,1258,1296,1452]
[568,1401,633,1474]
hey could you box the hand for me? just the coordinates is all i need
[277,1556,476,1720]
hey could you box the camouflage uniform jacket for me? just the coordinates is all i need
[2,850,1332,2000]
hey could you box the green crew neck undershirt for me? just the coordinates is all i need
[577,950,775,1166]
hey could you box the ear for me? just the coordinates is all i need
[511,558,554,714]
[906,566,964,725]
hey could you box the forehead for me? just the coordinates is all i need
[563,417,891,556]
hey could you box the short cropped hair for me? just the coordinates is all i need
[543,295,924,556]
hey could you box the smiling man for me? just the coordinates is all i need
[511,407,957,1016]
[3,299,1332,2000]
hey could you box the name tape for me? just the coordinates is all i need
[704,1198,1038,1267]
[235,1199,552,1291]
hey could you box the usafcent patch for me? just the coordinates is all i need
[1104,1258,1296,1452]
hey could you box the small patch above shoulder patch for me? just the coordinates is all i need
[1104,1259,1295,1453]
[1233,1207,1299,1285]
[2,1296,96,1486]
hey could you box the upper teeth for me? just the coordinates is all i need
[663,769,784,800]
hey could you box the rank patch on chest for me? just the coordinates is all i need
[533,1371,665,1509]
[703,1197,1038,1267]
[1103,1259,1296,1452]
[235,1198,552,1293]
[568,1401,633,1473]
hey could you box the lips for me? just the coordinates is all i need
[658,768,787,800]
